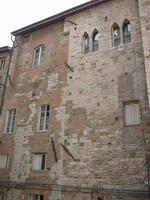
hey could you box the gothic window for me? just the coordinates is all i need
[83,32,89,54]
[123,19,131,44]
[92,29,99,52]
[112,23,121,47]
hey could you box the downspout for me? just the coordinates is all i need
[0,35,14,116]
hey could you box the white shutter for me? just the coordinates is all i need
[124,102,141,125]
[0,154,8,168]
[32,154,42,170]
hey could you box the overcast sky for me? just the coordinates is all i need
[0,0,89,47]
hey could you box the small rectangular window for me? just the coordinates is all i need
[124,101,141,126]
[0,58,6,70]
[0,154,9,168]
[6,109,16,133]
[31,194,44,200]
[32,154,46,171]
[38,105,49,131]
[22,34,30,44]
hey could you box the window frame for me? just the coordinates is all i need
[122,19,132,44]
[0,58,6,70]
[0,192,4,200]
[31,194,44,200]
[5,109,16,133]
[38,104,50,132]
[32,153,47,171]
[32,45,45,67]
[83,32,90,55]
[123,101,141,127]
[92,29,99,52]
[112,23,121,47]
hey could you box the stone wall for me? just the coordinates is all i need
[0,0,150,199]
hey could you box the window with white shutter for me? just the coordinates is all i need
[32,154,46,170]
[124,101,141,126]
[0,154,9,168]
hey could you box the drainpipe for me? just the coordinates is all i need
[0,35,14,116]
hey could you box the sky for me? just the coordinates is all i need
[0,0,89,47]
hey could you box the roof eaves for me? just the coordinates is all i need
[0,46,12,53]
[11,0,109,36]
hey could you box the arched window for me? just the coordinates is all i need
[112,23,121,47]
[123,19,131,44]
[33,45,45,67]
[83,32,89,54]
[92,29,99,52]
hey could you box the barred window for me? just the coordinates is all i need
[33,46,45,67]
[112,23,121,47]
[123,19,131,44]
[124,101,141,126]
[83,32,90,54]
[38,105,50,131]
[92,29,99,52]
[0,154,9,168]
[6,109,16,133]
[32,154,46,171]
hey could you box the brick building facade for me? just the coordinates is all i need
[0,0,150,199]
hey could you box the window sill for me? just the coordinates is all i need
[0,168,9,170]
[3,132,13,135]
[32,169,47,172]
[36,130,49,133]
[124,124,141,127]
[81,42,133,58]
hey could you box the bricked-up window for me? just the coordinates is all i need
[123,19,131,44]
[38,105,50,131]
[6,109,16,133]
[92,29,99,52]
[32,154,46,170]
[0,154,9,168]
[0,192,4,200]
[112,23,121,47]
[31,194,44,200]
[124,101,141,126]
[33,46,45,67]
[0,58,6,70]
[83,32,90,54]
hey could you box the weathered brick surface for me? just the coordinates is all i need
[0,0,150,199]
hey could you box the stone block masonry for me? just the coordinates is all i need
[0,0,150,199]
